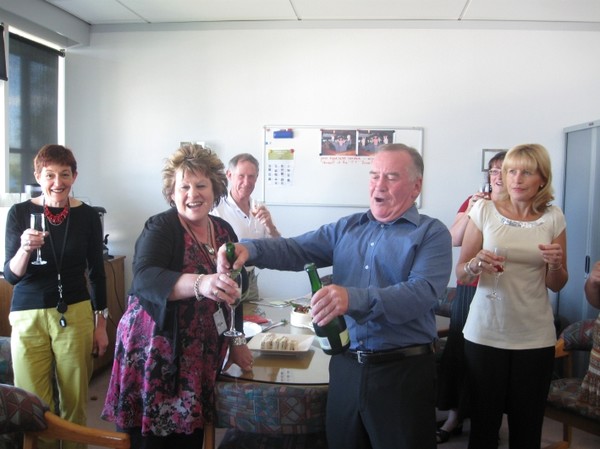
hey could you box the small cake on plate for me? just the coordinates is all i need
[290,304,313,329]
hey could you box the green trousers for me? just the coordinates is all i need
[10,300,94,449]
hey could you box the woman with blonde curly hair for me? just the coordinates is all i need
[456,143,568,448]
[102,143,252,449]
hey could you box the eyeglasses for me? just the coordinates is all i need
[488,169,502,176]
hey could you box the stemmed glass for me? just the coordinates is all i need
[480,171,491,196]
[223,272,244,337]
[252,199,264,232]
[486,247,508,300]
[30,213,47,265]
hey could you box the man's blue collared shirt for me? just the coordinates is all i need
[243,205,452,351]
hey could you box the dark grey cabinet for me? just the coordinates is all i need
[558,120,600,325]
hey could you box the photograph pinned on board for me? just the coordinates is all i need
[357,129,395,156]
[320,129,356,156]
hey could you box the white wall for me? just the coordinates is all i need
[62,25,600,298]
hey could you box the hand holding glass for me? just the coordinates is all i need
[486,247,507,300]
[223,272,244,337]
[30,213,47,265]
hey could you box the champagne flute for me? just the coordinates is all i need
[486,247,508,300]
[30,213,47,265]
[252,199,264,232]
[480,171,491,197]
[223,272,244,337]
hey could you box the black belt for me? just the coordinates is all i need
[346,343,434,364]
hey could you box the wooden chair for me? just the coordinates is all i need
[543,319,600,449]
[23,411,130,449]
[0,383,129,449]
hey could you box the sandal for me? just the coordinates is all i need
[435,424,463,444]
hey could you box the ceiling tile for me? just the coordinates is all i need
[463,0,600,23]
[292,0,468,21]
[45,0,146,24]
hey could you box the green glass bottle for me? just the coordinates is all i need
[304,263,350,355]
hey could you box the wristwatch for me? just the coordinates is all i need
[94,308,109,319]
[229,335,247,346]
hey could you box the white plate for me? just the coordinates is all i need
[243,322,263,339]
[247,333,315,355]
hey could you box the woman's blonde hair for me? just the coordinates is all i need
[500,143,554,213]
[162,143,228,208]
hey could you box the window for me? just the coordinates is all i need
[8,32,64,193]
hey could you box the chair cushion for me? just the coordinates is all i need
[218,429,328,449]
[547,377,600,420]
[578,315,600,412]
[0,384,48,434]
[215,382,328,434]
[560,319,595,351]
[0,337,13,385]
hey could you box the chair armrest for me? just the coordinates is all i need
[554,338,570,359]
[24,411,130,449]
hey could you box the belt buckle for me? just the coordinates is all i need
[356,350,368,364]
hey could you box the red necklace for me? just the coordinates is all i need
[44,202,70,226]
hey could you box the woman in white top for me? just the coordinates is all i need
[456,143,568,449]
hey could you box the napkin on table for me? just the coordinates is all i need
[243,314,270,324]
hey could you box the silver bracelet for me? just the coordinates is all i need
[229,335,247,346]
[193,274,205,301]
[548,263,563,272]
[464,258,482,277]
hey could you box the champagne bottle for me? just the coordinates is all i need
[304,263,350,355]
[226,242,242,278]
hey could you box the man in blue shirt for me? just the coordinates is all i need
[218,143,452,449]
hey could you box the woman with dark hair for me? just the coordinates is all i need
[102,144,252,449]
[4,144,107,449]
[436,151,506,443]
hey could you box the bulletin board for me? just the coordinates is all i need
[262,125,424,207]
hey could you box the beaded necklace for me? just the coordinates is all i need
[44,199,70,226]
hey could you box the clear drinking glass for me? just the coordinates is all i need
[486,247,508,300]
[480,171,491,196]
[30,213,47,265]
[223,272,244,337]
[252,199,264,232]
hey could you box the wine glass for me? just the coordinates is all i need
[486,247,508,300]
[223,272,244,337]
[480,171,491,197]
[252,199,264,232]
[30,213,47,265]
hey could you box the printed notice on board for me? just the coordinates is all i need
[266,149,294,186]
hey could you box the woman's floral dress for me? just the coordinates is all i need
[101,218,232,436]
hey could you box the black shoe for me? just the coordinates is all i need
[436,424,463,444]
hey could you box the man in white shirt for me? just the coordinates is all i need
[211,153,280,301]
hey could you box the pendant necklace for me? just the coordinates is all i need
[46,211,71,328]
[44,198,70,226]
[183,218,216,258]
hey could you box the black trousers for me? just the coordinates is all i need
[326,351,437,449]
[464,340,554,449]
